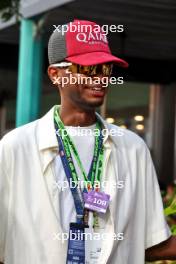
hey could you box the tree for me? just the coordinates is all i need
[0,0,21,22]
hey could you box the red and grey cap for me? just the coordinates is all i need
[48,19,129,67]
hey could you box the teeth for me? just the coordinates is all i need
[92,87,102,91]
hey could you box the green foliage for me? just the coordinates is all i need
[171,225,176,235]
[164,197,176,217]
[151,187,176,264]
[0,0,21,22]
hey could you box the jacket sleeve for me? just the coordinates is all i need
[0,138,10,263]
[144,145,171,249]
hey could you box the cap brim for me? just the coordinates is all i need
[66,51,129,68]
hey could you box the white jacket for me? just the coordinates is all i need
[0,106,171,264]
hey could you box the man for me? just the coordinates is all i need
[0,19,176,264]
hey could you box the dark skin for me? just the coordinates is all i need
[145,236,176,261]
[48,66,108,126]
[47,65,176,262]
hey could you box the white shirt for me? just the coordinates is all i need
[0,106,171,264]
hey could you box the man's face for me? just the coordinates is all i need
[48,64,110,110]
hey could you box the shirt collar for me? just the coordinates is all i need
[95,112,118,148]
[38,106,58,151]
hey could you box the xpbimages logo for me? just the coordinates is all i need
[55,126,124,138]
[53,22,124,45]
[53,179,125,192]
[53,22,124,36]
[52,74,123,88]
[53,230,124,243]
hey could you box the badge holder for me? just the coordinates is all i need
[66,222,89,264]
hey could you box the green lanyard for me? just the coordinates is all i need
[54,108,104,190]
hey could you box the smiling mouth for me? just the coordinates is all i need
[85,87,106,98]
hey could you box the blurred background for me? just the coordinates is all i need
[0,2,176,255]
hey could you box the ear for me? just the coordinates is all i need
[47,66,59,83]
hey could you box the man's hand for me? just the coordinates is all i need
[145,235,176,261]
